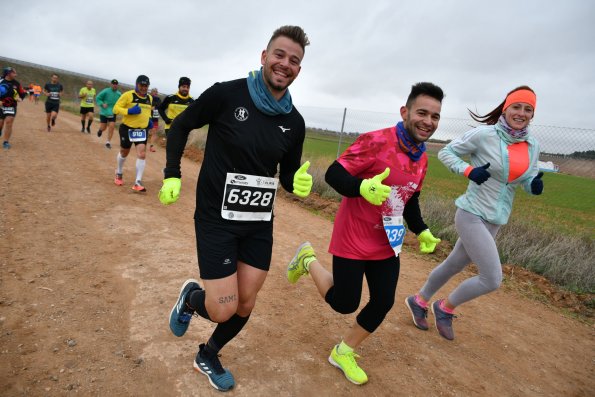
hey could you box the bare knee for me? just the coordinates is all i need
[237,300,256,317]
[208,306,237,323]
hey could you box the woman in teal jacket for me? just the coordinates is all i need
[405,86,544,340]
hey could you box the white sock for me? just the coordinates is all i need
[135,159,146,183]
[117,153,126,174]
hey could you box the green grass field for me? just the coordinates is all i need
[304,133,595,239]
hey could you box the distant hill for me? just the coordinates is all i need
[0,56,136,102]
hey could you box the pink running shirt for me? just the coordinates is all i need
[329,126,428,260]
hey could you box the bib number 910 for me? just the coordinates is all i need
[128,128,147,142]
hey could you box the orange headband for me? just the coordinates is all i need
[503,89,536,111]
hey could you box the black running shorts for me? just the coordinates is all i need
[99,115,116,123]
[45,101,60,113]
[118,124,147,149]
[80,106,94,114]
[0,106,16,119]
[194,218,273,280]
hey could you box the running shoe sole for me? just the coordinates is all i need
[193,360,235,391]
[287,241,314,284]
[328,349,368,385]
[168,279,200,337]
[131,185,147,192]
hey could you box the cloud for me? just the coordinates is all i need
[6,0,595,133]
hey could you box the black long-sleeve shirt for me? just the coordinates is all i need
[164,78,306,223]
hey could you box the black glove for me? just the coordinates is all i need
[468,163,491,185]
[531,172,544,195]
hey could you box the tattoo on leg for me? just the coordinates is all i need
[218,294,237,304]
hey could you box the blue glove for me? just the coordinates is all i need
[531,172,544,195]
[0,83,7,97]
[128,104,141,115]
[468,163,491,185]
[148,119,154,130]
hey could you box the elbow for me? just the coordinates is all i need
[324,161,339,185]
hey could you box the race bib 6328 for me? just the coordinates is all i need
[221,173,278,221]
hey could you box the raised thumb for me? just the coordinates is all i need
[378,167,390,181]
[481,162,491,170]
[535,172,544,180]
[297,161,310,174]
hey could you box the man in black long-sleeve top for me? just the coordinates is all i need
[159,25,313,392]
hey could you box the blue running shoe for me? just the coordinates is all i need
[2,141,10,150]
[169,279,200,337]
[193,344,235,391]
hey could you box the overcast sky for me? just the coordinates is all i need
[4,0,595,130]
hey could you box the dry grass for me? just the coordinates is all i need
[420,197,595,293]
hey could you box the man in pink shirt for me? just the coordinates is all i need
[287,82,443,385]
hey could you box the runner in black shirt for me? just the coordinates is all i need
[0,67,27,149]
[43,73,63,132]
[161,25,312,392]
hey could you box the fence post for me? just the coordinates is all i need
[336,107,347,158]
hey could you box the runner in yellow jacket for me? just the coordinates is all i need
[112,75,153,192]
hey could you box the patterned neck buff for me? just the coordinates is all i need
[496,115,529,144]
[396,121,426,161]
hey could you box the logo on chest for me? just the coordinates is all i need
[234,107,249,121]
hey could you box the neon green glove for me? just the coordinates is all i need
[417,229,441,254]
[158,178,181,205]
[293,161,312,198]
[359,167,391,205]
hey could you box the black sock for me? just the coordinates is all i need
[81,120,85,128]
[87,120,92,128]
[187,289,211,320]
[207,313,250,353]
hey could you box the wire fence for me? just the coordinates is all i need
[3,55,594,178]
[298,105,595,178]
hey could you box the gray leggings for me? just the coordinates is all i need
[419,208,502,307]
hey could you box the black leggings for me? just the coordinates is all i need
[325,255,400,333]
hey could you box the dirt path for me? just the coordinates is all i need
[1,101,593,396]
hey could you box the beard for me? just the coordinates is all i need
[262,65,294,92]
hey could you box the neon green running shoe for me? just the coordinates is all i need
[328,345,368,385]
[287,241,316,284]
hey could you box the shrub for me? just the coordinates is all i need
[420,196,595,293]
